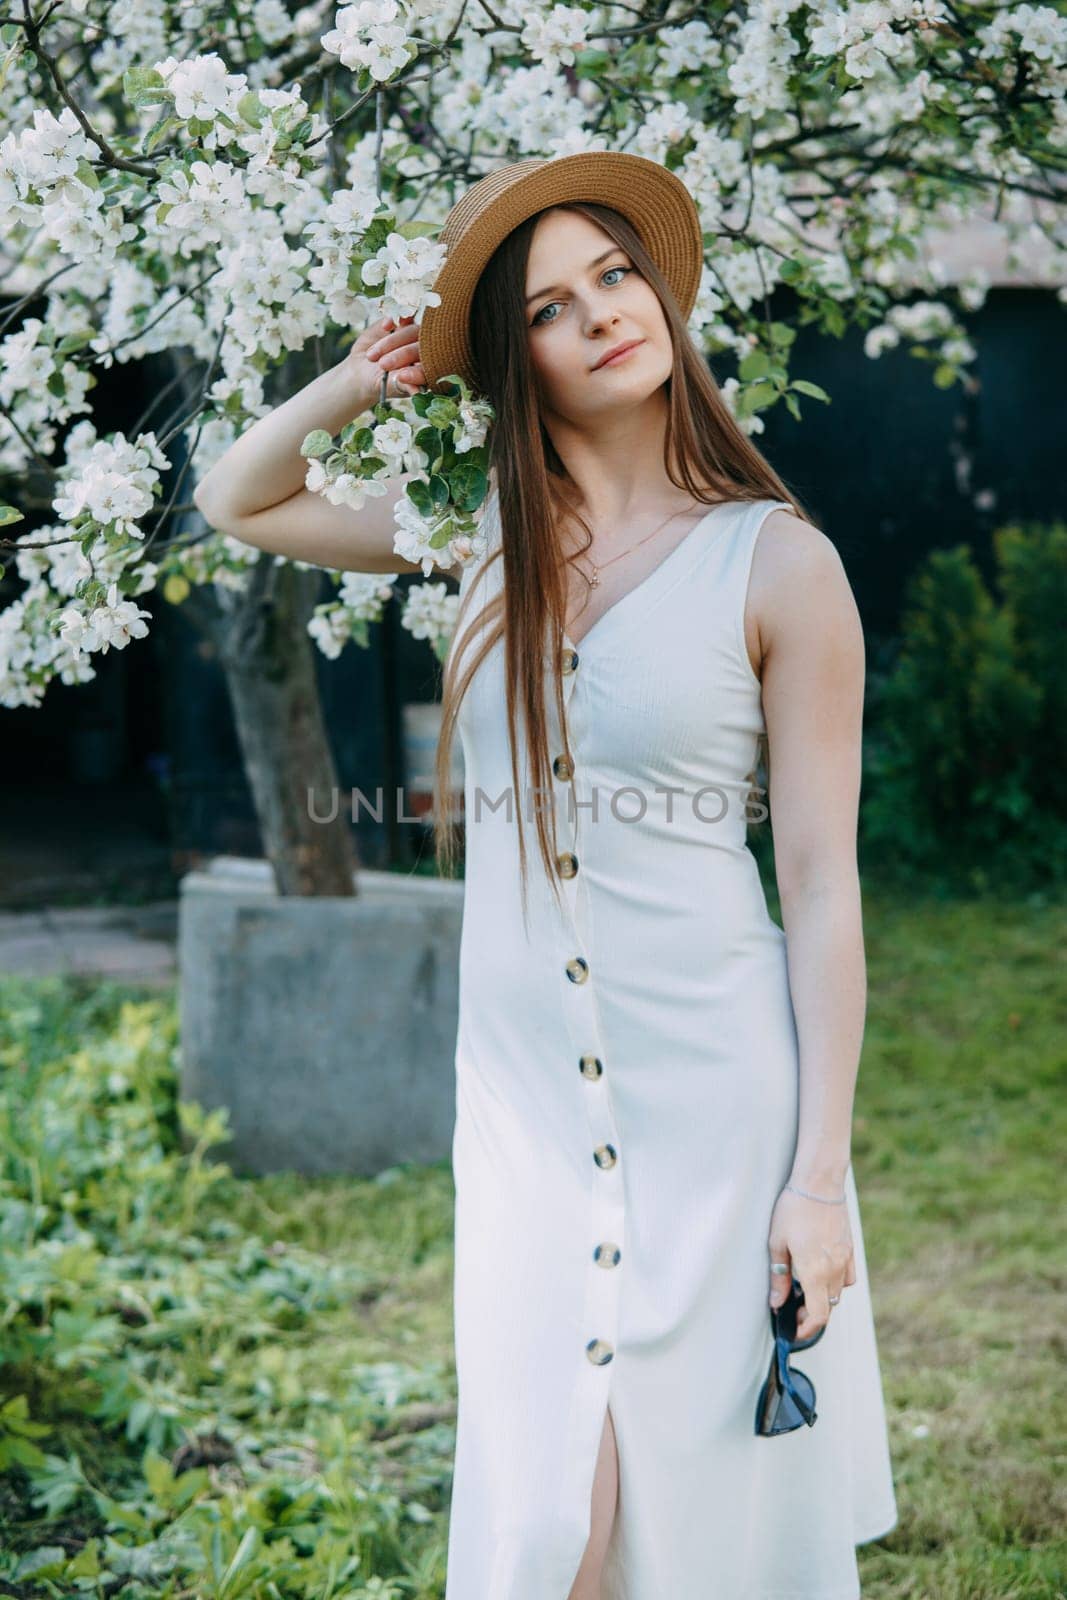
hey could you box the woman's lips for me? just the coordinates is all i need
[594,340,644,370]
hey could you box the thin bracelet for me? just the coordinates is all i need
[784,1181,846,1205]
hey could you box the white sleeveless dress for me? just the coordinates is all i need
[443,487,898,1599]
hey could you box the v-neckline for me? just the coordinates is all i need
[561,499,735,653]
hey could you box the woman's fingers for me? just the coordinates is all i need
[357,313,425,392]
[769,1255,792,1309]
[366,319,420,363]
[795,1280,832,1341]
[383,361,427,395]
[794,1271,854,1339]
[377,343,419,370]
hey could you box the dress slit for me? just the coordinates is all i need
[564,1386,623,1598]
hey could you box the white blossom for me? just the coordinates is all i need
[399,579,460,644]
[56,583,153,656]
[155,52,246,131]
[360,231,447,321]
[321,0,416,82]
[51,432,168,539]
[520,6,591,68]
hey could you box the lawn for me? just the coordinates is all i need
[1,885,1064,1597]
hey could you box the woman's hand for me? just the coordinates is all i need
[346,312,428,400]
[767,1183,857,1341]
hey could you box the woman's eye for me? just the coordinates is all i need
[531,266,632,327]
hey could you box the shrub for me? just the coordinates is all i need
[860,520,1067,895]
[0,978,451,1597]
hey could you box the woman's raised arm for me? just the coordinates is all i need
[192,317,456,577]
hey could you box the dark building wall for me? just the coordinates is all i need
[754,286,1065,644]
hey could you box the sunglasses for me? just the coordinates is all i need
[754,1276,826,1437]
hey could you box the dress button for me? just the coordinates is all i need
[553,754,574,781]
[593,1143,618,1169]
[586,1338,614,1365]
[593,1243,621,1268]
[579,1054,603,1080]
[557,851,579,879]
[562,647,580,675]
[565,956,589,984]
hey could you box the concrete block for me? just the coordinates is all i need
[178,866,464,1177]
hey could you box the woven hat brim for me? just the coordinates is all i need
[418,152,704,393]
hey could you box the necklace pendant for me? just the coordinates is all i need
[589,569,600,587]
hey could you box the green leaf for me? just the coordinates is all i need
[237,91,265,128]
[15,1548,68,1581]
[574,47,612,73]
[405,479,435,518]
[300,429,335,459]
[0,503,25,527]
[143,116,178,155]
[361,215,395,255]
[432,372,470,402]
[1,1434,47,1468]
[123,65,167,107]
[342,425,377,453]
[143,1448,176,1500]
[0,1395,50,1439]
[448,462,487,513]
[28,1452,88,1518]
[790,379,831,402]
[738,350,771,382]
[741,379,778,413]
[56,330,95,355]
[414,426,442,469]
[218,1526,262,1598]
[392,218,442,241]
[428,473,451,512]
[425,396,458,429]
[64,1539,102,1578]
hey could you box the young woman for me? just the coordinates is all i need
[195,152,898,1600]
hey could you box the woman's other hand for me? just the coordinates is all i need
[767,1183,856,1342]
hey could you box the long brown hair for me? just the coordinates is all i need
[432,199,814,924]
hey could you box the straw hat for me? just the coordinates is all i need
[418,151,704,394]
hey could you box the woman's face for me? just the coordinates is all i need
[524,209,673,422]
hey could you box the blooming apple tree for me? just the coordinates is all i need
[0,0,1063,856]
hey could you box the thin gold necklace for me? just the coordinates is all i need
[577,500,702,588]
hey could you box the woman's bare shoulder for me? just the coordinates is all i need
[751,507,847,599]
[746,507,859,676]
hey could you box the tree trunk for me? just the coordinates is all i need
[207,555,360,896]
[166,348,360,896]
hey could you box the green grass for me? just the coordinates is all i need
[1,884,1065,1596]
[846,892,1067,1598]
